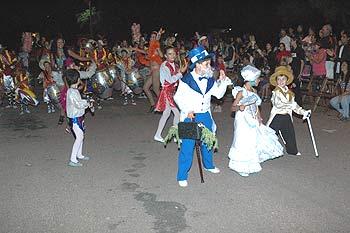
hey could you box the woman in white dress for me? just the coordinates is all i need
[228,65,284,177]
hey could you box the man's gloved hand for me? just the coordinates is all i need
[302,110,311,120]
[291,101,297,110]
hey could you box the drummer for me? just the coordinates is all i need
[37,57,66,123]
[14,64,32,115]
[93,40,110,71]
[119,48,136,106]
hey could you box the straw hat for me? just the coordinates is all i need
[269,66,294,86]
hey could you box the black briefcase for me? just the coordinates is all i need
[178,122,202,140]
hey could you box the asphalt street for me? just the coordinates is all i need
[1,92,349,233]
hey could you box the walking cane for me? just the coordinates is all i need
[306,117,319,157]
[192,118,204,183]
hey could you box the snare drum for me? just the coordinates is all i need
[15,87,39,106]
[47,84,61,104]
[125,69,144,95]
[90,69,114,94]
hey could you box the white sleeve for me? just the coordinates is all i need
[211,79,229,99]
[174,80,191,115]
[160,64,182,85]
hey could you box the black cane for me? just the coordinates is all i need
[192,117,204,183]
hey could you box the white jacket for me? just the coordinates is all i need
[174,70,229,132]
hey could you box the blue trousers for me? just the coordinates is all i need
[177,112,215,181]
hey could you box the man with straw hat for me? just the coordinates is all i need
[267,66,311,155]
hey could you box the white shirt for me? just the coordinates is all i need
[66,88,88,118]
[159,61,182,86]
[336,45,345,74]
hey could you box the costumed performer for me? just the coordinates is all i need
[228,65,284,177]
[153,46,188,142]
[267,66,311,155]
[174,45,231,187]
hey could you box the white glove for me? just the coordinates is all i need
[291,102,297,110]
[302,110,311,120]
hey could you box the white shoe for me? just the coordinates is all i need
[238,172,249,177]
[296,152,301,156]
[178,180,188,187]
[205,167,220,173]
[19,111,24,115]
[153,135,164,143]
[25,109,30,114]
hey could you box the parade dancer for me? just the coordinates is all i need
[267,66,311,155]
[153,46,188,142]
[174,46,231,187]
[228,65,284,177]
[65,69,93,167]
[143,29,164,112]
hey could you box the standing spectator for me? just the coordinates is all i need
[319,24,336,79]
[334,30,350,80]
[307,41,327,78]
[266,42,277,72]
[290,37,305,106]
[280,28,292,51]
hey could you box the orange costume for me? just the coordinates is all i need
[136,46,150,67]
[148,41,162,65]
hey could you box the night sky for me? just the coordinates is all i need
[0,0,347,49]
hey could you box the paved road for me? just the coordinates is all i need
[1,92,349,233]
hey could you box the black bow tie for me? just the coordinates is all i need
[199,77,208,81]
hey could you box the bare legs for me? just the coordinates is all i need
[143,61,160,110]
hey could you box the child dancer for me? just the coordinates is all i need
[65,69,93,167]
[153,46,188,142]
[228,65,284,177]
[267,66,311,155]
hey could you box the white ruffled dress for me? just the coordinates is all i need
[228,86,284,176]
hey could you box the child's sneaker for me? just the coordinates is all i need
[47,105,52,114]
[25,108,30,114]
[68,161,83,167]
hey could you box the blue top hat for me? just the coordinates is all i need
[188,45,214,70]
